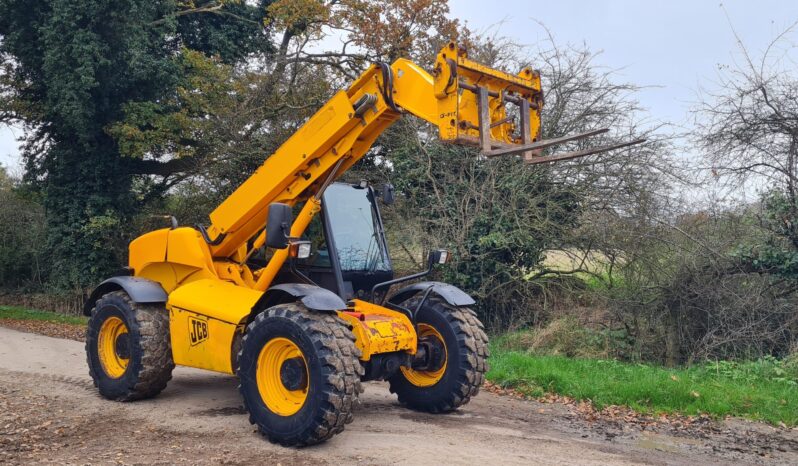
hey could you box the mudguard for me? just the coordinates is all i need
[387,281,476,307]
[83,276,168,315]
[252,283,347,313]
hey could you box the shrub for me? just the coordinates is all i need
[0,174,46,290]
[496,317,634,360]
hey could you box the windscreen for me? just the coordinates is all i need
[324,184,390,272]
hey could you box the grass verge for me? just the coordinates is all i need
[487,344,798,426]
[0,305,86,325]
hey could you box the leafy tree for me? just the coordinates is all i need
[0,165,45,289]
[112,0,460,200]
[0,0,270,287]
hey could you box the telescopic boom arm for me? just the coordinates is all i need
[201,42,643,289]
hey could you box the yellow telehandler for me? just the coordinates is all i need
[83,42,641,446]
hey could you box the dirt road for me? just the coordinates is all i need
[1,326,795,465]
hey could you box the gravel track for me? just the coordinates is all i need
[0,325,796,465]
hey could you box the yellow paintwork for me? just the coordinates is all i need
[338,300,417,361]
[169,306,240,374]
[400,323,447,387]
[433,42,542,147]
[390,58,437,122]
[215,260,256,288]
[98,316,129,379]
[168,278,262,324]
[166,278,261,373]
[132,227,217,294]
[128,229,169,277]
[166,228,215,271]
[256,337,309,416]
[125,44,525,375]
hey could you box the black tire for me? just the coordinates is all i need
[389,296,489,413]
[237,303,363,447]
[86,290,174,401]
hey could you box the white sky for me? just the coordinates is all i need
[450,0,798,132]
[0,126,21,173]
[3,1,798,173]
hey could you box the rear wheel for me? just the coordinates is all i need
[237,303,363,446]
[389,296,488,413]
[86,291,174,401]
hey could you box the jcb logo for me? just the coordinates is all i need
[189,316,209,346]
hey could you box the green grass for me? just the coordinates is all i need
[487,345,798,426]
[0,305,86,325]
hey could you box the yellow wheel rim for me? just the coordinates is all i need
[98,316,129,379]
[256,337,309,416]
[401,323,447,387]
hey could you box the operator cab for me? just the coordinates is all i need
[278,182,394,300]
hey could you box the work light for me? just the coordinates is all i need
[288,240,312,259]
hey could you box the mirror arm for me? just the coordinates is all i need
[288,255,317,286]
[383,300,415,322]
[412,285,436,323]
[370,254,435,305]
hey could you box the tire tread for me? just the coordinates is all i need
[238,303,363,446]
[389,297,488,413]
[86,291,174,401]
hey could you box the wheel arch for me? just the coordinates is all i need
[83,276,168,316]
[247,283,347,324]
[387,281,475,308]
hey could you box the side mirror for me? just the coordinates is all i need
[265,203,292,249]
[381,183,395,205]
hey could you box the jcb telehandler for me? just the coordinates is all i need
[84,42,641,446]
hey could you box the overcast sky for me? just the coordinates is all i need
[3,1,798,173]
[449,0,798,128]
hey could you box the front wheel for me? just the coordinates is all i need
[389,297,489,413]
[85,291,174,401]
[237,303,363,446]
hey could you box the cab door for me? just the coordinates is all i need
[293,208,348,297]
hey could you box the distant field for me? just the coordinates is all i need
[541,249,614,274]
